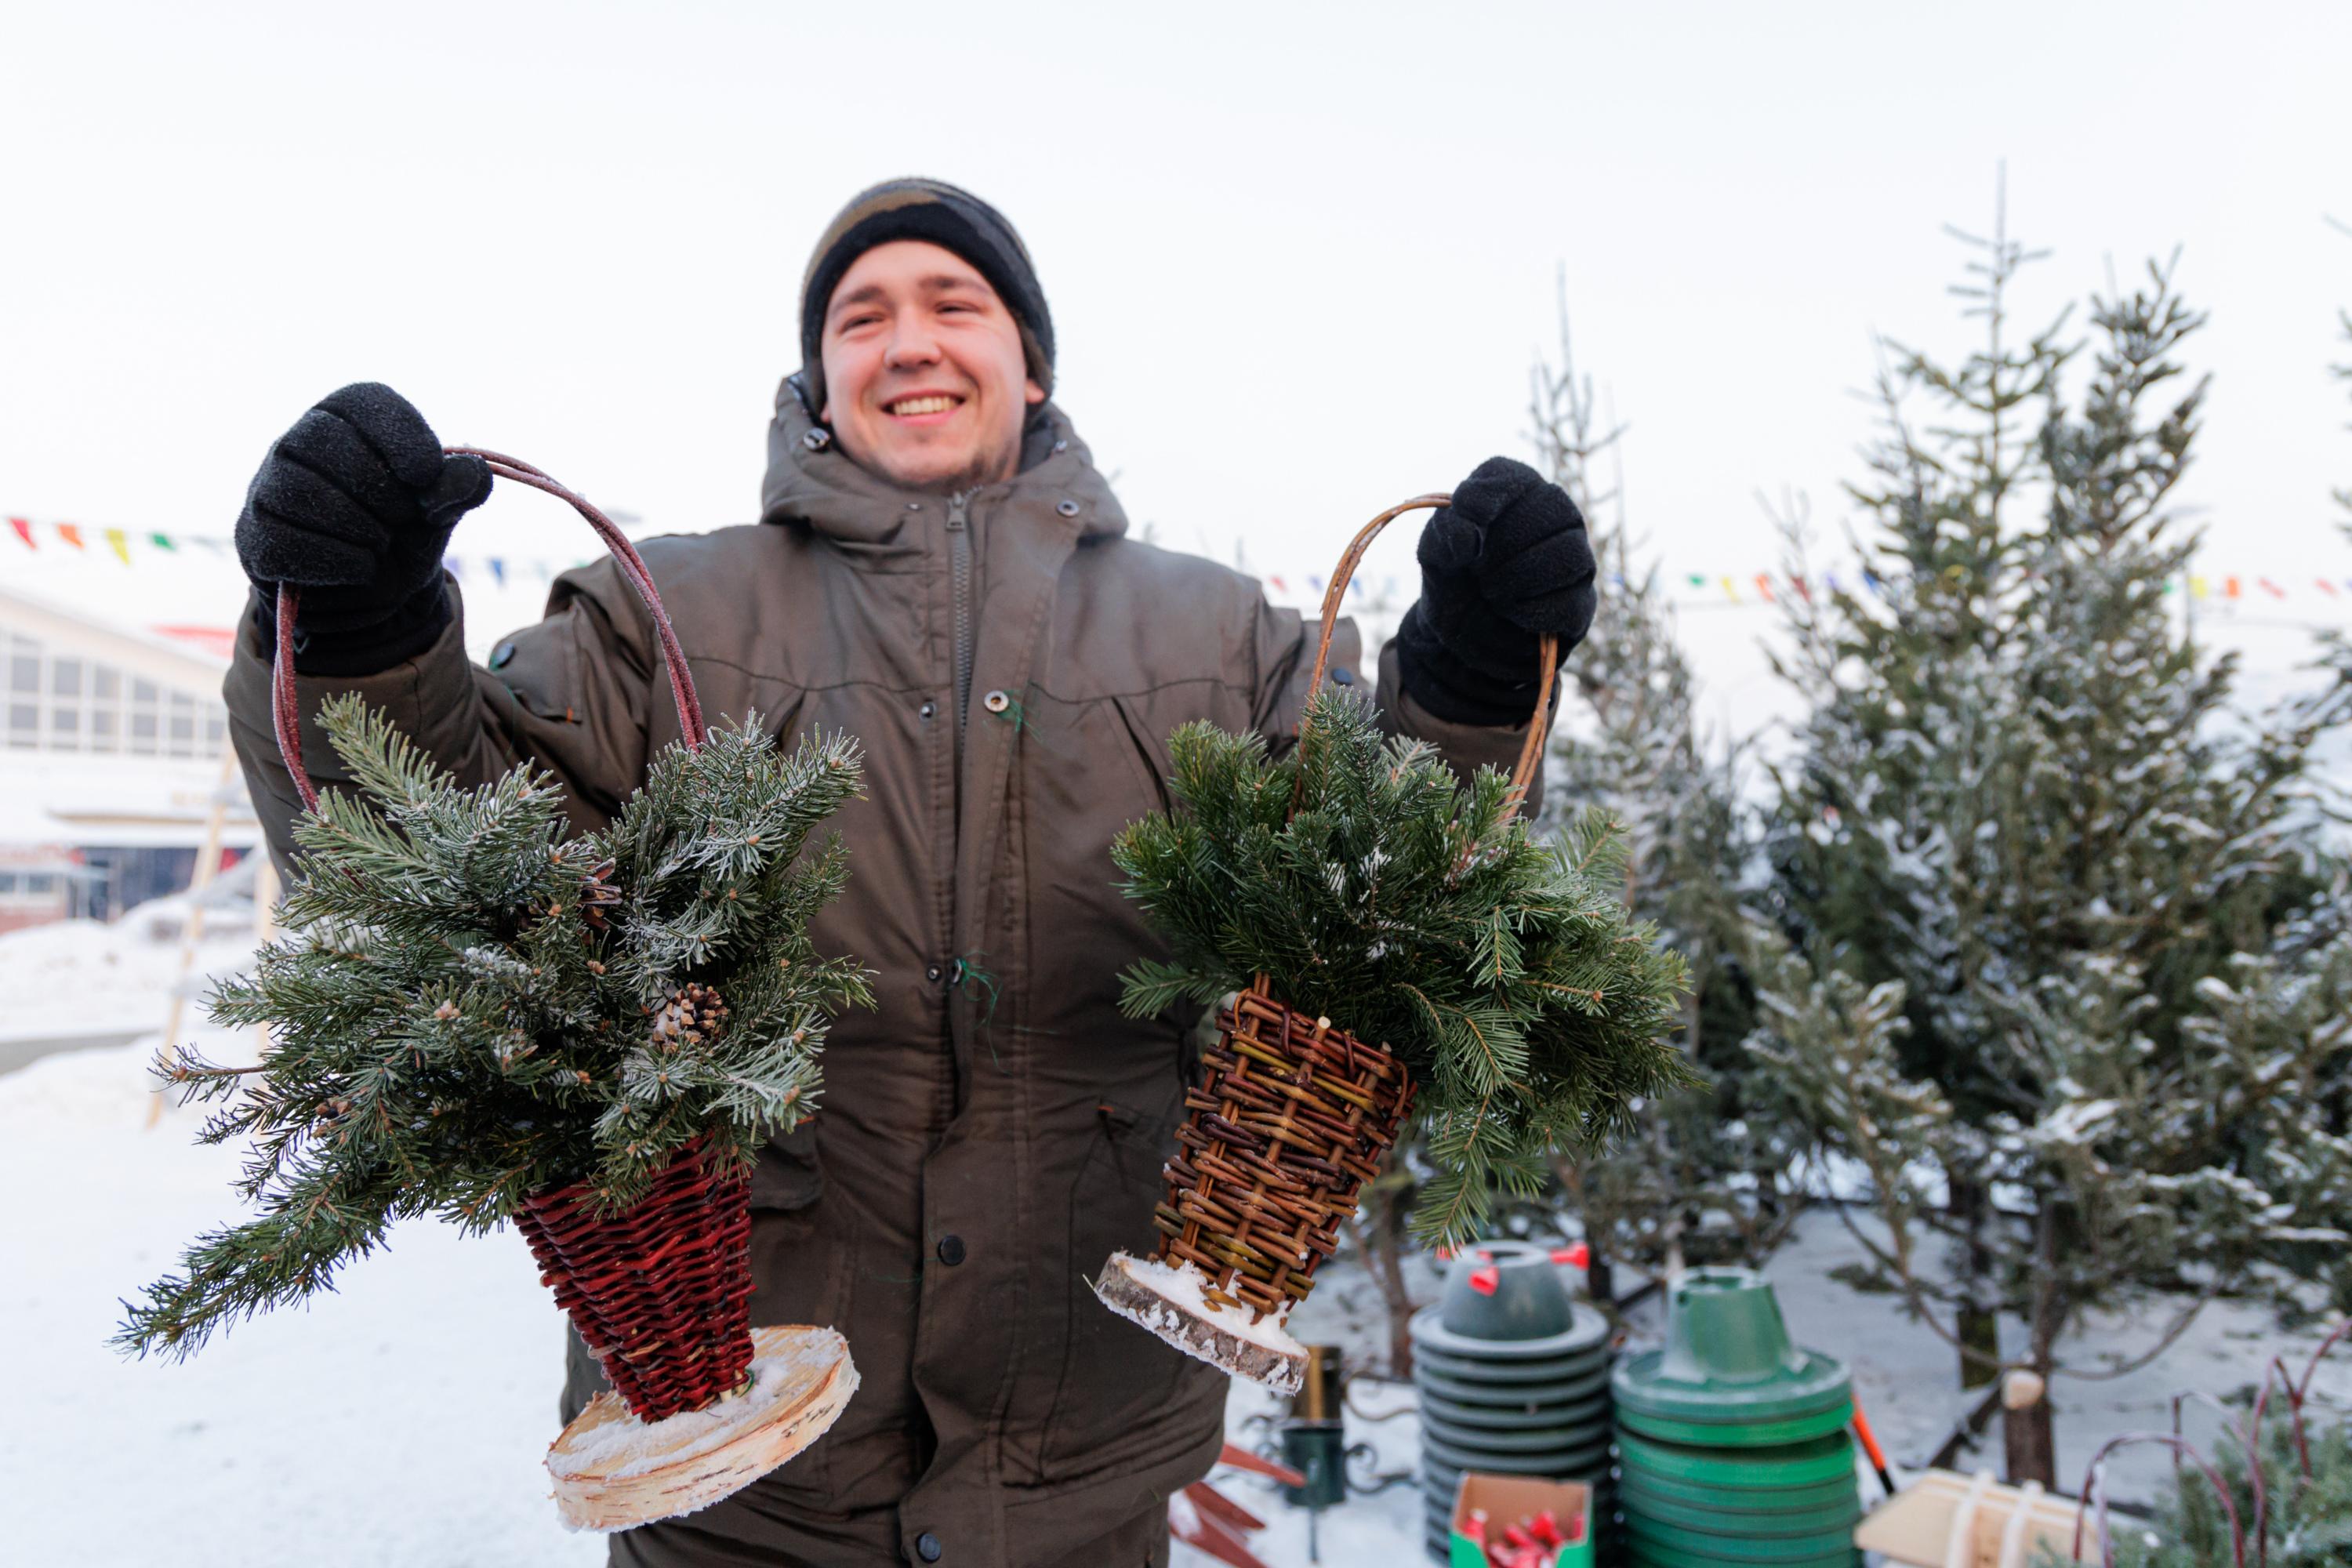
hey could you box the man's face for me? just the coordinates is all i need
[818,240,1044,493]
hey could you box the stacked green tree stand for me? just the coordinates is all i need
[1612,1269,1863,1566]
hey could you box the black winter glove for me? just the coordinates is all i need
[1394,455,1598,727]
[236,383,492,677]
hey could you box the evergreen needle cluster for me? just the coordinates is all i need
[120,694,871,1360]
[1113,687,1690,1244]
[2047,1404,2352,1567]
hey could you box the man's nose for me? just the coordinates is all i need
[884,315,942,368]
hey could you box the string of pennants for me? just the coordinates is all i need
[9,514,2349,609]
[4,516,590,587]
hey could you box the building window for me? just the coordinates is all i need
[130,711,158,753]
[90,709,118,751]
[50,706,79,748]
[167,691,196,756]
[132,677,158,705]
[93,665,120,702]
[24,873,55,895]
[51,659,82,697]
[6,702,36,749]
[8,653,36,695]
[203,713,227,755]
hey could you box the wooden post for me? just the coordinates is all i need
[147,752,234,1129]
[252,854,278,1058]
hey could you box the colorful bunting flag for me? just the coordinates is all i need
[7,517,31,550]
[103,528,131,564]
[56,523,84,550]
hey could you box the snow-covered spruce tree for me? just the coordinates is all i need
[1753,216,2352,1486]
[1523,293,1800,1305]
[119,693,870,1359]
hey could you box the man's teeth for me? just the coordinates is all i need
[889,396,958,416]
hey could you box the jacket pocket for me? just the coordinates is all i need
[492,618,583,724]
[742,1120,844,1499]
[1038,1100,1189,1480]
[1109,693,1176,818]
[750,1118,823,1212]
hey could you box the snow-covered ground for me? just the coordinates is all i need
[4,905,2344,1566]
[0,897,256,1050]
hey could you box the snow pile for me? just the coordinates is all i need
[0,905,257,1046]
[3,1036,600,1567]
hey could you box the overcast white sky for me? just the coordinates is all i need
[4,0,2349,724]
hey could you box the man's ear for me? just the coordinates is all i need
[1024,377,1047,408]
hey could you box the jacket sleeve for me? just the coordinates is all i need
[1243,596,1552,816]
[222,564,662,877]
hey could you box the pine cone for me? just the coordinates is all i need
[649,982,729,1051]
[579,858,621,931]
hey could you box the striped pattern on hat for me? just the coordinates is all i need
[797,178,1054,416]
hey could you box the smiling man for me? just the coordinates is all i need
[223,177,1599,1568]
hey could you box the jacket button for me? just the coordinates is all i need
[915,1532,943,1563]
[800,426,831,452]
[935,1235,966,1266]
[982,690,1011,714]
[919,700,936,720]
[925,964,943,982]
[1055,499,1080,517]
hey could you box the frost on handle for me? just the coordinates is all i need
[118,692,871,1361]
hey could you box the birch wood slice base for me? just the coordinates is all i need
[1094,1251,1308,1395]
[546,1325,858,1532]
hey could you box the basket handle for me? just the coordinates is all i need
[272,448,706,814]
[1294,492,1558,819]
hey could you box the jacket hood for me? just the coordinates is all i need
[759,375,1127,547]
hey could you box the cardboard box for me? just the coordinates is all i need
[1449,1473,1595,1568]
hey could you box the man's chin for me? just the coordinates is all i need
[851,439,1015,495]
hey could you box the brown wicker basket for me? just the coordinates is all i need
[1094,493,1556,1392]
[1157,982,1417,1318]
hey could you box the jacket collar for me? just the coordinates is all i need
[757,376,1128,546]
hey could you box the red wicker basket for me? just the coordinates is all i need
[513,1136,756,1422]
[270,449,750,1429]
[266,448,856,1527]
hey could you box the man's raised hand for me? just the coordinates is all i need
[234,383,492,673]
[1393,456,1599,726]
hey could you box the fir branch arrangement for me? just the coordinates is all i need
[119,692,870,1359]
[1113,685,1691,1244]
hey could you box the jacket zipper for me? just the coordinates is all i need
[947,491,974,742]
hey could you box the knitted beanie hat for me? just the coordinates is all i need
[798,178,1054,416]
